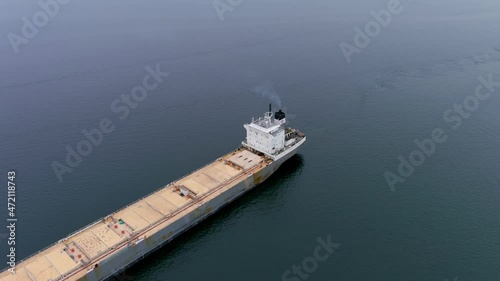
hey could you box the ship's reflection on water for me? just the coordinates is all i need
[255,154,305,203]
[121,154,305,280]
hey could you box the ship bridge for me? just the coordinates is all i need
[242,104,292,158]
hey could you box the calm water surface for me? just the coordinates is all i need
[1,0,500,280]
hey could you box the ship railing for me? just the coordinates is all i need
[2,148,245,274]
[105,147,243,226]
[10,217,106,270]
[57,152,264,281]
[111,147,256,231]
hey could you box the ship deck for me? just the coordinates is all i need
[0,147,271,281]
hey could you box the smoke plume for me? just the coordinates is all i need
[252,81,282,108]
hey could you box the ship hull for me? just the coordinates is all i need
[83,139,304,281]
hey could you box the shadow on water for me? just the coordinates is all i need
[117,154,305,279]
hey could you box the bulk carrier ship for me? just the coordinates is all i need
[0,106,305,281]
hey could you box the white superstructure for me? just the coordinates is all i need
[243,105,304,160]
[0,106,305,281]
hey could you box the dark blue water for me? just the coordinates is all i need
[1,0,500,280]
